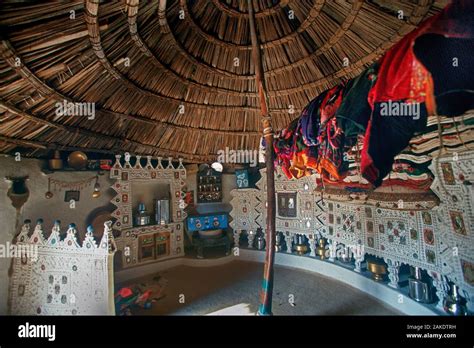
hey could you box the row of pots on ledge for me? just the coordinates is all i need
[245,233,468,316]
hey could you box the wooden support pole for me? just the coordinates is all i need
[247,0,277,316]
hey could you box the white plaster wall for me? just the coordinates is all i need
[0,155,114,314]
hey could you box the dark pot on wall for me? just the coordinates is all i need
[6,176,29,210]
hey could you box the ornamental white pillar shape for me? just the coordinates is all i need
[284,233,293,253]
[247,230,256,248]
[328,240,336,262]
[354,248,365,273]
[308,235,316,257]
[233,230,241,248]
[386,259,401,289]
[429,271,449,311]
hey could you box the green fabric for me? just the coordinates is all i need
[336,64,379,138]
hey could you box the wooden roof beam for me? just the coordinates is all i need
[125,0,255,97]
[211,0,291,18]
[84,0,269,111]
[0,100,214,162]
[0,135,49,150]
[157,0,253,80]
[0,39,264,136]
[0,134,210,163]
[182,0,325,50]
[248,0,276,316]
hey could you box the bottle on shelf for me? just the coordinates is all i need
[134,203,151,226]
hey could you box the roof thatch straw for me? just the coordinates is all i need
[0,0,447,162]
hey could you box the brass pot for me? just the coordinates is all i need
[295,244,308,256]
[67,151,88,170]
[48,150,63,170]
[367,260,387,282]
[316,238,327,260]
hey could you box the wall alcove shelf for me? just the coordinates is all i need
[110,155,187,269]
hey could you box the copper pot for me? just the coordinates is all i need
[316,238,327,260]
[367,260,387,282]
[295,244,308,256]
[48,150,63,170]
[67,151,88,170]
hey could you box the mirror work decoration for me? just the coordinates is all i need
[230,151,474,313]
[9,220,115,315]
[109,155,187,269]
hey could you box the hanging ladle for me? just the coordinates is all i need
[45,177,54,199]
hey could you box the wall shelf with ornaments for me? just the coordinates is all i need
[197,168,222,203]
[109,155,187,269]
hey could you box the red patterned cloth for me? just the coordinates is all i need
[361,12,440,186]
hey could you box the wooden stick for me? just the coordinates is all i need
[248,0,276,316]
[0,135,48,149]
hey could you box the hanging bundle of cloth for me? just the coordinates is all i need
[273,64,378,182]
[273,0,473,188]
[413,0,474,116]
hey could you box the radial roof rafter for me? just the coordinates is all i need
[210,0,291,18]
[0,0,447,160]
[0,39,265,135]
[126,0,257,97]
[182,0,326,49]
[157,0,254,80]
[85,0,272,111]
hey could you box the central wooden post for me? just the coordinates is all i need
[247,0,277,316]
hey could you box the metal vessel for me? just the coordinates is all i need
[316,238,327,259]
[443,284,468,316]
[275,233,282,252]
[294,235,307,255]
[367,259,387,282]
[154,199,170,225]
[408,267,432,303]
[134,203,151,226]
[256,235,265,250]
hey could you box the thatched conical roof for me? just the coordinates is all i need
[0,0,447,162]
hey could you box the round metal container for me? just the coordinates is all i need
[134,215,150,226]
[408,267,432,303]
[67,151,88,170]
[256,236,265,250]
[316,238,327,260]
[367,260,387,281]
[408,279,432,303]
[295,244,308,256]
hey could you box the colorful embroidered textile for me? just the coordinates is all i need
[300,94,325,147]
[273,0,471,188]
[337,64,378,138]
